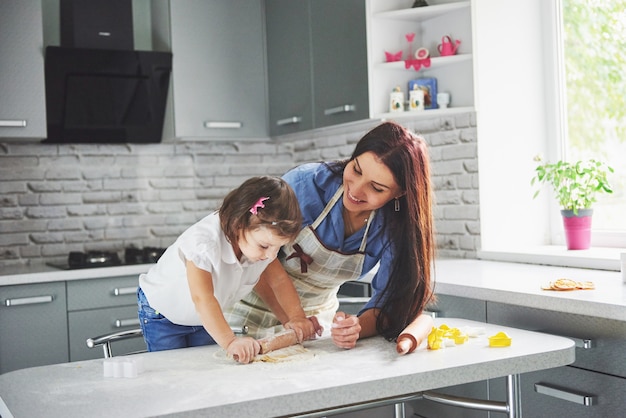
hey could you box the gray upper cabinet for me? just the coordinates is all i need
[311,0,369,129]
[153,0,268,140]
[266,0,314,136]
[266,0,369,136]
[0,0,47,140]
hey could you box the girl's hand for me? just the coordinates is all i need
[330,312,361,349]
[284,316,323,342]
[227,337,260,364]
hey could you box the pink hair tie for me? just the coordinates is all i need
[250,196,270,215]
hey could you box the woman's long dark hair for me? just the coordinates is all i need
[329,121,436,340]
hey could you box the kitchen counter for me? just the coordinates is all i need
[0,318,574,418]
[0,263,153,286]
[432,259,626,321]
[2,258,624,321]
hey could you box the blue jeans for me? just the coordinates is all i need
[137,287,216,352]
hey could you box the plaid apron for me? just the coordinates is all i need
[226,186,375,337]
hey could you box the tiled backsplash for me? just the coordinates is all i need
[0,114,479,268]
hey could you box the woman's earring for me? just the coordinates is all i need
[394,198,400,212]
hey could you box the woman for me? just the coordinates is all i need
[226,121,435,352]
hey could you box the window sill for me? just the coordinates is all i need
[477,246,624,271]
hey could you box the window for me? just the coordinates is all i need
[474,0,624,269]
[558,0,626,246]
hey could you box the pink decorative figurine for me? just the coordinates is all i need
[438,35,461,56]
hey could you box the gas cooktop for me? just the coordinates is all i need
[47,247,166,270]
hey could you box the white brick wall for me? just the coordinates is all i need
[0,113,479,267]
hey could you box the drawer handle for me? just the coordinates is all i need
[338,296,370,304]
[571,337,595,349]
[115,318,141,328]
[534,383,597,406]
[422,310,439,318]
[324,104,356,116]
[0,119,27,127]
[276,116,302,126]
[5,295,53,307]
[113,286,138,296]
[539,331,595,349]
[203,121,242,129]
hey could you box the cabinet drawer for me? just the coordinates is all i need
[67,276,139,311]
[491,365,626,418]
[487,302,626,378]
[69,305,144,361]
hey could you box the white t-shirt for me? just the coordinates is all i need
[139,212,272,326]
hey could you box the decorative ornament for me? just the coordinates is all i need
[438,35,461,56]
[405,32,415,59]
[384,50,403,62]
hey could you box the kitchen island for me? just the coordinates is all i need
[0,318,574,418]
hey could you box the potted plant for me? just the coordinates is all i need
[531,156,614,250]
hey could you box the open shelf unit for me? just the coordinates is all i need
[368,0,474,118]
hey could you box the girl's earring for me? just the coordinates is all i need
[394,198,400,212]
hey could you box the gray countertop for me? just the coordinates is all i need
[2,258,624,321]
[0,259,626,321]
[432,258,626,321]
[0,263,153,286]
[0,318,574,418]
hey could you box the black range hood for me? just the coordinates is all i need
[43,0,172,144]
[43,46,172,144]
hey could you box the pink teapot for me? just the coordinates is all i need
[438,35,461,56]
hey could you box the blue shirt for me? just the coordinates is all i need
[283,162,394,312]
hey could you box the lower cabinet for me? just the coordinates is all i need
[0,282,68,374]
[490,365,626,418]
[67,276,145,361]
[487,302,626,417]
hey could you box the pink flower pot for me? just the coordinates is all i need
[561,209,593,250]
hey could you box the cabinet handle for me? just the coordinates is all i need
[534,383,597,406]
[0,120,27,127]
[324,104,356,116]
[203,121,243,129]
[538,330,595,349]
[5,295,53,307]
[114,318,141,328]
[422,310,438,318]
[338,296,370,305]
[571,337,595,349]
[113,286,138,296]
[276,116,302,126]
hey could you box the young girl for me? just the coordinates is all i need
[138,176,321,363]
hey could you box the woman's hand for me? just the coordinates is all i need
[330,312,361,349]
[227,336,260,364]
[284,316,324,342]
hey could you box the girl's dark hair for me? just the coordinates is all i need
[220,176,302,243]
[328,121,436,340]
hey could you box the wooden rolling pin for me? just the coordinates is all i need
[257,329,299,354]
[396,315,435,355]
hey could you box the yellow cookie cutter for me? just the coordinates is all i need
[488,331,512,347]
[427,324,469,350]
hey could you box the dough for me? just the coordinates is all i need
[213,344,316,363]
[253,344,313,363]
